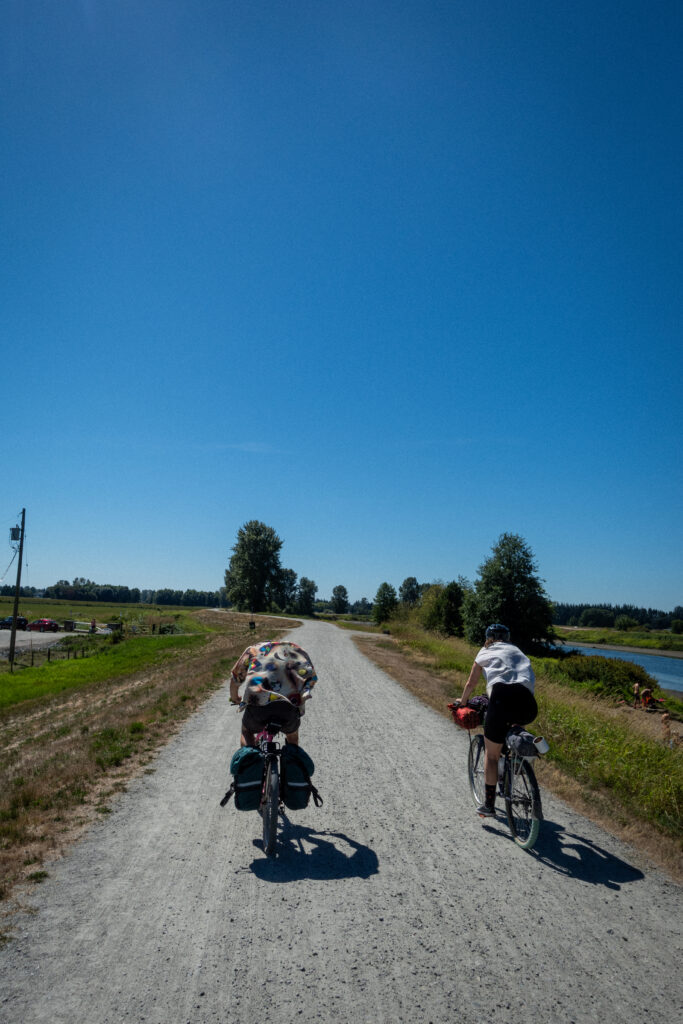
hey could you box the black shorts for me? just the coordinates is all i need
[242,701,301,737]
[484,683,538,744]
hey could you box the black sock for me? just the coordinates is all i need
[485,784,496,807]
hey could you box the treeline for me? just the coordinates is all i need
[1,578,221,608]
[553,603,683,630]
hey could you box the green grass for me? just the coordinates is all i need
[536,690,682,837]
[387,620,474,675]
[0,634,203,711]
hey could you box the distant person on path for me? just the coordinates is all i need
[455,624,537,818]
[633,681,641,708]
[229,640,318,748]
[641,687,654,710]
[90,618,97,634]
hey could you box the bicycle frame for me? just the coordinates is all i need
[255,722,286,857]
[466,727,543,851]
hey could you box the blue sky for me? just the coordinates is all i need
[2,1,681,609]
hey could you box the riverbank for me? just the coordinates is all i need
[559,641,683,660]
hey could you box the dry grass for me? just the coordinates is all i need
[353,632,683,883]
[0,612,294,926]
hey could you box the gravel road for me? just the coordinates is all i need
[1,620,681,1024]
[0,630,78,658]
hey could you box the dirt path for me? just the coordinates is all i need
[1,620,681,1024]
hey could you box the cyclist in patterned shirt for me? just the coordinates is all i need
[229,640,317,748]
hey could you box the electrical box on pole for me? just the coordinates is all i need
[8,509,26,670]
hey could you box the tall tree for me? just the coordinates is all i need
[270,567,298,611]
[462,533,554,652]
[398,576,421,606]
[224,520,284,612]
[330,585,350,614]
[296,577,318,616]
[373,582,398,624]
[419,580,464,636]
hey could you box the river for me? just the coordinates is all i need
[560,643,683,695]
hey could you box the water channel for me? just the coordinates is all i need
[559,643,683,695]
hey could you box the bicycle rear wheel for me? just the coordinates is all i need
[503,758,541,850]
[467,735,487,809]
[262,763,279,858]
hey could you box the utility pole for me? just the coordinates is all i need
[8,508,26,671]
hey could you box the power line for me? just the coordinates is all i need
[0,549,18,583]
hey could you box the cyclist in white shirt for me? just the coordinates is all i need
[455,624,538,817]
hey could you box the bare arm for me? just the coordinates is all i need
[458,661,483,706]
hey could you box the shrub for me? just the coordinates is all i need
[538,653,657,703]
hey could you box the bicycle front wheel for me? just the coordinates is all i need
[503,758,541,850]
[467,734,487,809]
[262,764,279,858]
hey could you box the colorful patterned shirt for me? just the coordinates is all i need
[230,640,318,708]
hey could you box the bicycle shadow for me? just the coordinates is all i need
[249,822,379,882]
[526,821,644,889]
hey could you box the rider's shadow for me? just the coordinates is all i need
[531,821,645,889]
[250,823,379,882]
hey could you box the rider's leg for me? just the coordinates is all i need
[241,726,256,747]
[284,729,299,745]
[484,737,503,786]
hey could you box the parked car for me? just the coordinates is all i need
[27,618,60,633]
[0,615,28,630]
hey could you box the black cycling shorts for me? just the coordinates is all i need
[242,701,301,737]
[484,683,538,744]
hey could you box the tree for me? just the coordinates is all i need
[330,585,350,615]
[224,520,284,612]
[296,577,318,616]
[350,597,373,617]
[399,576,421,607]
[614,615,639,631]
[579,607,615,628]
[270,567,298,611]
[462,533,554,651]
[373,582,398,624]
[419,580,464,636]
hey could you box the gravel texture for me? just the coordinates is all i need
[1,619,681,1024]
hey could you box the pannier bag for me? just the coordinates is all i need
[221,746,264,811]
[448,695,489,730]
[280,744,322,810]
[506,726,540,758]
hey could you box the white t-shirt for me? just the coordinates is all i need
[475,642,535,696]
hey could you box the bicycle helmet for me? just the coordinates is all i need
[485,623,510,641]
